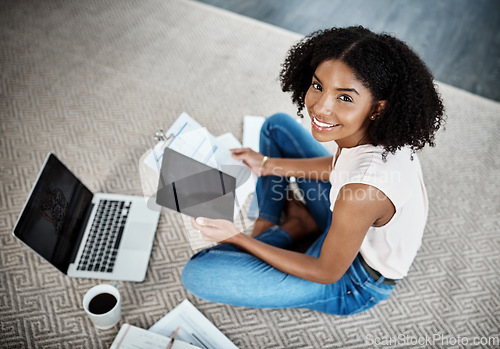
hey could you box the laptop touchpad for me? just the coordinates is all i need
[121,223,153,250]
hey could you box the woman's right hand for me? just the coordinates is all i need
[231,148,269,176]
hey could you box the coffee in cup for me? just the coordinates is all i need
[83,283,121,329]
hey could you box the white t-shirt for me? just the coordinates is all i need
[329,145,428,279]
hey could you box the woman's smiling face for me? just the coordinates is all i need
[305,59,381,148]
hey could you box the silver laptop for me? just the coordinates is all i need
[12,153,161,282]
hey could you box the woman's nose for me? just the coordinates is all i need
[314,94,334,116]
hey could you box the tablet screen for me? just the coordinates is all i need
[156,148,236,221]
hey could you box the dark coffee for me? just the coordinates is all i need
[88,293,117,315]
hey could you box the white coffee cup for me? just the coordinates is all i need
[83,283,121,330]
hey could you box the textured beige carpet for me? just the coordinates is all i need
[1,0,499,348]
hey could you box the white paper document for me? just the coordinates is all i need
[144,113,218,171]
[110,323,200,349]
[242,115,265,152]
[242,115,265,218]
[149,299,238,349]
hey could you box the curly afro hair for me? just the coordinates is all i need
[280,26,445,155]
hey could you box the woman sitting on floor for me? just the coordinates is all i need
[182,26,445,315]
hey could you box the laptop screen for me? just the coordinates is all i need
[13,153,93,273]
[156,148,236,221]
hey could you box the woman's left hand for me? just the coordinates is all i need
[191,217,242,244]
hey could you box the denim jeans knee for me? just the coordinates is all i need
[262,112,294,132]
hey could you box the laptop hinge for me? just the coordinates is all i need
[68,202,94,265]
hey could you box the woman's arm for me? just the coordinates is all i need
[193,183,395,284]
[264,156,333,180]
[231,148,332,180]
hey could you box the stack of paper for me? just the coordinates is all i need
[110,324,199,349]
[149,299,238,349]
[110,300,238,349]
[139,112,263,250]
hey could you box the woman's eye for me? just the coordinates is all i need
[339,95,353,102]
[312,82,322,91]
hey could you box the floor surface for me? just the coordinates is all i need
[196,0,500,102]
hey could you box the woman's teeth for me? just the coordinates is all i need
[313,117,336,128]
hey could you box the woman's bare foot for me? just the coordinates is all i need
[250,218,275,237]
[281,197,320,243]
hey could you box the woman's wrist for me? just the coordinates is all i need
[226,231,248,246]
[259,155,271,176]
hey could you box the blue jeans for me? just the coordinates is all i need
[182,113,395,315]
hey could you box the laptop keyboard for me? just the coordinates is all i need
[76,199,131,273]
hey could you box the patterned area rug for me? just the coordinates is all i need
[1,0,499,348]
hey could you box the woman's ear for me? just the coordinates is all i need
[370,100,388,120]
